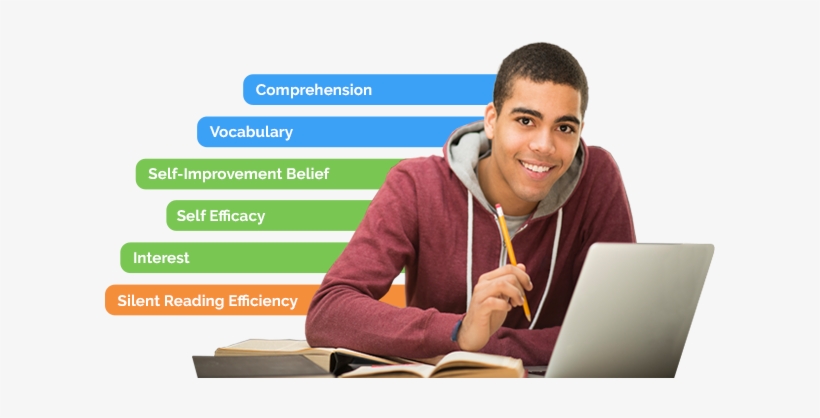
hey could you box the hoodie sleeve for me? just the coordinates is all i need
[479,147,636,366]
[305,160,463,359]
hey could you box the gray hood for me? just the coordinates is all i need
[446,120,585,219]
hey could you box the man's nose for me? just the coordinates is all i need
[529,130,556,154]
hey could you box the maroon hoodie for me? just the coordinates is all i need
[305,121,636,365]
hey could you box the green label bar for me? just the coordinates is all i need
[136,159,400,189]
[121,243,347,273]
[167,200,370,231]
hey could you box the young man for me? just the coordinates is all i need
[305,43,635,366]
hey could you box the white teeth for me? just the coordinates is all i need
[522,162,550,173]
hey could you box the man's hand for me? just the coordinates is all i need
[456,264,532,352]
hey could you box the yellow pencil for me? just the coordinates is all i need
[495,204,532,322]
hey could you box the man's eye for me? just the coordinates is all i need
[558,125,575,134]
[519,117,532,126]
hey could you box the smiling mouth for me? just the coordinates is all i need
[520,160,552,173]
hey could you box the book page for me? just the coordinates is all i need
[434,351,523,370]
[340,364,436,378]
[218,339,316,353]
[214,340,336,371]
[339,352,525,378]
[214,340,413,372]
[431,352,525,378]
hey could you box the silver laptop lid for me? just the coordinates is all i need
[546,243,714,378]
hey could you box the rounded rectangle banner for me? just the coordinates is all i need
[243,74,494,105]
[106,284,406,315]
[197,116,480,147]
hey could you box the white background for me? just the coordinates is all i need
[1,1,818,417]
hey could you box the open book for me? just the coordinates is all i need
[214,339,416,375]
[339,351,526,378]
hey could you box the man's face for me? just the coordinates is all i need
[482,78,584,216]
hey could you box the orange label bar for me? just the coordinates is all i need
[105,284,406,315]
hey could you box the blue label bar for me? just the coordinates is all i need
[243,75,495,105]
[198,117,481,147]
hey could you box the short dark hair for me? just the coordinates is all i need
[493,43,589,117]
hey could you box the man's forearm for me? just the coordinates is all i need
[306,283,463,359]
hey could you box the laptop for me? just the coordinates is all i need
[542,243,714,378]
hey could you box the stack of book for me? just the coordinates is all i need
[194,339,526,378]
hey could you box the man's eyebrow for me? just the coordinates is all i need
[509,107,543,119]
[555,115,581,125]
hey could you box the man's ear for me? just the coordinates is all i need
[484,102,497,140]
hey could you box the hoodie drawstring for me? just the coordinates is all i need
[466,191,474,307]
[465,190,563,329]
[530,207,562,329]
